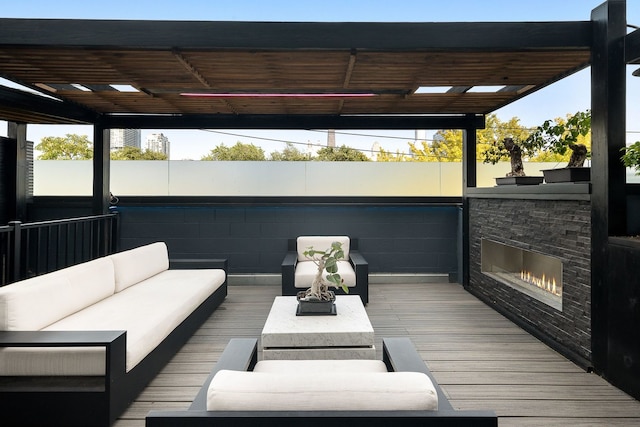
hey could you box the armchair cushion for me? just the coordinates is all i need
[253,359,388,373]
[294,260,356,288]
[206,369,438,411]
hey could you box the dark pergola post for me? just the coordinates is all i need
[93,123,110,215]
[461,123,478,287]
[7,121,28,221]
[590,0,627,373]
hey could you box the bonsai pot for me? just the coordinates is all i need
[296,291,337,316]
[495,176,543,186]
[542,167,590,183]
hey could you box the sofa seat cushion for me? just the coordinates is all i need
[0,257,115,331]
[109,242,169,292]
[207,369,438,411]
[294,260,356,288]
[253,359,388,373]
[0,268,225,376]
[296,236,350,262]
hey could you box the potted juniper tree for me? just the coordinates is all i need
[484,110,591,184]
[534,110,591,183]
[296,241,349,315]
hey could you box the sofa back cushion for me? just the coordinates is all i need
[0,257,115,331]
[109,242,169,292]
[207,370,438,411]
[296,236,350,262]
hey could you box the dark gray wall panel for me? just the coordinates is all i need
[113,203,460,275]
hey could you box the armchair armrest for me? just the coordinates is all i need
[382,337,453,411]
[349,250,369,304]
[190,338,258,410]
[349,250,367,268]
[169,258,228,270]
[281,251,297,268]
[0,330,127,384]
[281,251,298,296]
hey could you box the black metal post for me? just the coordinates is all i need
[93,124,110,215]
[8,220,21,283]
[462,119,479,287]
[590,0,627,374]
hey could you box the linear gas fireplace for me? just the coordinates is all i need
[481,239,562,311]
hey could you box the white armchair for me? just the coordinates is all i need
[281,236,369,304]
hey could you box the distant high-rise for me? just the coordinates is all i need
[327,129,336,147]
[110,129,141,151]
[146,133,170,157]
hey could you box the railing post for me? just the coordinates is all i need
[8,220,22,283]
[110,211,120,254]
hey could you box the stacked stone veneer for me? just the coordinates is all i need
[468,198,592,363]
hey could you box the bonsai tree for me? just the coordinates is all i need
[527,110,591,168]
[299,241,349,301]
[622,141,640,175]
[483,110,591,176]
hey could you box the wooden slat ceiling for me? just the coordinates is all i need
[0,19,592,124]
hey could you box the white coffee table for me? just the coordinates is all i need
[261,295,375,360]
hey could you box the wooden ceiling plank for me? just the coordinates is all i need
[172,50,238,114]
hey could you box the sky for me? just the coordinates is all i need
[1,0,640,160]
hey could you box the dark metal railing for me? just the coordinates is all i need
[0,213,118,286]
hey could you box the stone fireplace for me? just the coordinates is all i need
[481,239,562,311]
[467,193,592,368]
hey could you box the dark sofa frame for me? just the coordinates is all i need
[0,258,228,427]
[282,237,369,304]
[146,337,498,426]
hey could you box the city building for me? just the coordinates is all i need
[145,132,170,157]
[109,128,141,151]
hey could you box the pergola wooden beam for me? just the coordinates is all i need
[0,19,592,51]
[0,85,97,124]
[100,113,485,130]
[625,27,640,63]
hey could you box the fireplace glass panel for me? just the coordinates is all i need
[481,239,562,310]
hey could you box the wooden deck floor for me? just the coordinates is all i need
[115,282,640,426]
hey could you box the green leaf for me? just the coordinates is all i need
[326,273,342,287]
[325,259,338,273]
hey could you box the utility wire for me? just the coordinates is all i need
[198,127,640,159]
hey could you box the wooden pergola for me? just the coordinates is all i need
[0,15,597,214]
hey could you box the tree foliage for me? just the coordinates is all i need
[622,141,640,175]
[376,148,410,162]
[36,134,93,160]
[201,142,266,161]
[408,130,463,162]
[476,115,531,162]
[395,114,530,162]
[270,142,312,161]
[110,146,167,160]
[315,145,370,161]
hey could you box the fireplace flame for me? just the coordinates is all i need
[520,270,561,296]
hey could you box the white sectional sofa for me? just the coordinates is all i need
[0,242,228,427]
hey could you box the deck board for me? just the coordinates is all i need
[113,282,640,426]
